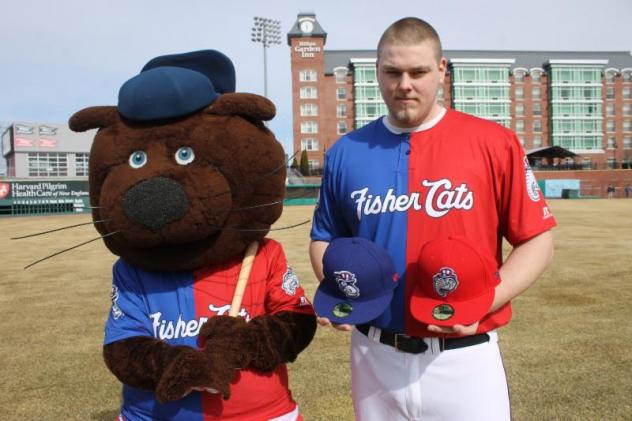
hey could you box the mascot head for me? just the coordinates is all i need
[69,50,286,271]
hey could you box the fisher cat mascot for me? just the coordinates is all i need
[69,50,316,421]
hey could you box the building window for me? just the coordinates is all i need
[301,138,319,151]
[28,152,68,177]
[299,86,317,99]
[607,87,615,99]
[607,158,616,169]
[513,69,525,83]
[308,160,320,171]
[624,136,632,149]
[624,104,632,116]
[606,103,615,116]
[75,153,89,176]
[334,67,348,83]
[605,70,617,83]
[533,120,542,132]
[336,88,346,100]
[299,69,317,82]
[300,103,318,116]
[515,87,524,99]
[623,70,632,82]
[533,135,542,148]
[516,120,524,132]
[515,103,524,116]
[624,87,632,99]
[300,121,318,134]
[607,136,616,149]
[607,120,615,132]
[624,120,632,132]
[336,104,347,117]
[581,158,592,169]
[532,86,541,99]
[337,121,347,134]
[533,102,541,116]
[531,69,542,82]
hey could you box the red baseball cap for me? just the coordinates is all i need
[410,237,500,326]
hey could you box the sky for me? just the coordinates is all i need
[1,0,631,157]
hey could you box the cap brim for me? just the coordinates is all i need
[314,284,394,325]
[410,290,495,327]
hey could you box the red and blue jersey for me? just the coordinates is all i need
[311,109,556,336]
[105,238,314,421]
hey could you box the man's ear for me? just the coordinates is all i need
[204,93,276,121]
[69,106,120,132]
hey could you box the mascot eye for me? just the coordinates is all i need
[175,147,195,165]
[128,151,148,168]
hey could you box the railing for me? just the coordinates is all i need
[533,162,632,171]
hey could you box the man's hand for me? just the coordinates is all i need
[317,316,353,332]
[427,321,479,336]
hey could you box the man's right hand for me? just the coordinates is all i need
[317,316,353,331]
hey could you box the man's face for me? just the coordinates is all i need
[377,41,447,128]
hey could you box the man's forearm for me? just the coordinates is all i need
[309,240,330,282]
[492,230,554,312]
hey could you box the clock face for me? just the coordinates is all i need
[300,20,314,33]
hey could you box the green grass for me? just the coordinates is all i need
[1,199,631,420]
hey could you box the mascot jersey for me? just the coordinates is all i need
[311,108,556,337]
[105,238,314,421]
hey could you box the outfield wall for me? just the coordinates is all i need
[2,171,631,217]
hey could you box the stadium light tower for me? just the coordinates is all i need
[251,16,282,98]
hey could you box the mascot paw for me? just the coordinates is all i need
[199,316,256,368]
[156,349,235,402]
[198,315,248,344]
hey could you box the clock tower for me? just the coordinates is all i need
[287,13,328,174]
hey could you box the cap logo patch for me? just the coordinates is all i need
[432,304,455,321]
[433,267,458,297]
[334,270,360,298]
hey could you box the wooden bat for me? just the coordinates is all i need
[229,241,259,317]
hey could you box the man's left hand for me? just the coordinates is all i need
[427,321,479,336]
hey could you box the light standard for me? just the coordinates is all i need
[251,16,282,98]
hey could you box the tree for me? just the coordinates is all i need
[291,158,299,169]
[299,150,310,176]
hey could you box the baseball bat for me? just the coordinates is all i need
[229,241,259,317]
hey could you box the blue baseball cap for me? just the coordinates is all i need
[118,49,236,122]
[314,237,399,325]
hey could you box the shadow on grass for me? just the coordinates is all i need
[92,409,120,421]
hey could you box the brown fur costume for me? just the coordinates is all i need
[70,73,316,412]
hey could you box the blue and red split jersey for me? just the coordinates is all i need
[105,238,314,421]
[311,109,556,336]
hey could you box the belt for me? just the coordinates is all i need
[356,324,490,354]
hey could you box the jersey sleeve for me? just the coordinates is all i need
[262,240,315,316]
[310,151,351,242]
[500,134,557,246]
[104,259,154,345]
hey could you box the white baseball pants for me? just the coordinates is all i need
[351,327,510,421]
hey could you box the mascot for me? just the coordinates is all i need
[69,50,317,420]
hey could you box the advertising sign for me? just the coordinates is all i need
[0,180,90,213]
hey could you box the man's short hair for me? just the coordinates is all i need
[377,17,443,63]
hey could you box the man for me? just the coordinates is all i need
[309,17,555,421]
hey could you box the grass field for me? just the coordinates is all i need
[1,199,631,420]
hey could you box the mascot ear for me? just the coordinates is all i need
[205,93,276,121]
[69,106,120,132]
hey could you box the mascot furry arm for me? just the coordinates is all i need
[69,50,316,417]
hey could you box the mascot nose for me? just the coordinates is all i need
[123,177,190,231]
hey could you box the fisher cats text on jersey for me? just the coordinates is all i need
[351,178,474,220]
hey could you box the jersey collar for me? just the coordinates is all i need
[382,107,447,134]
